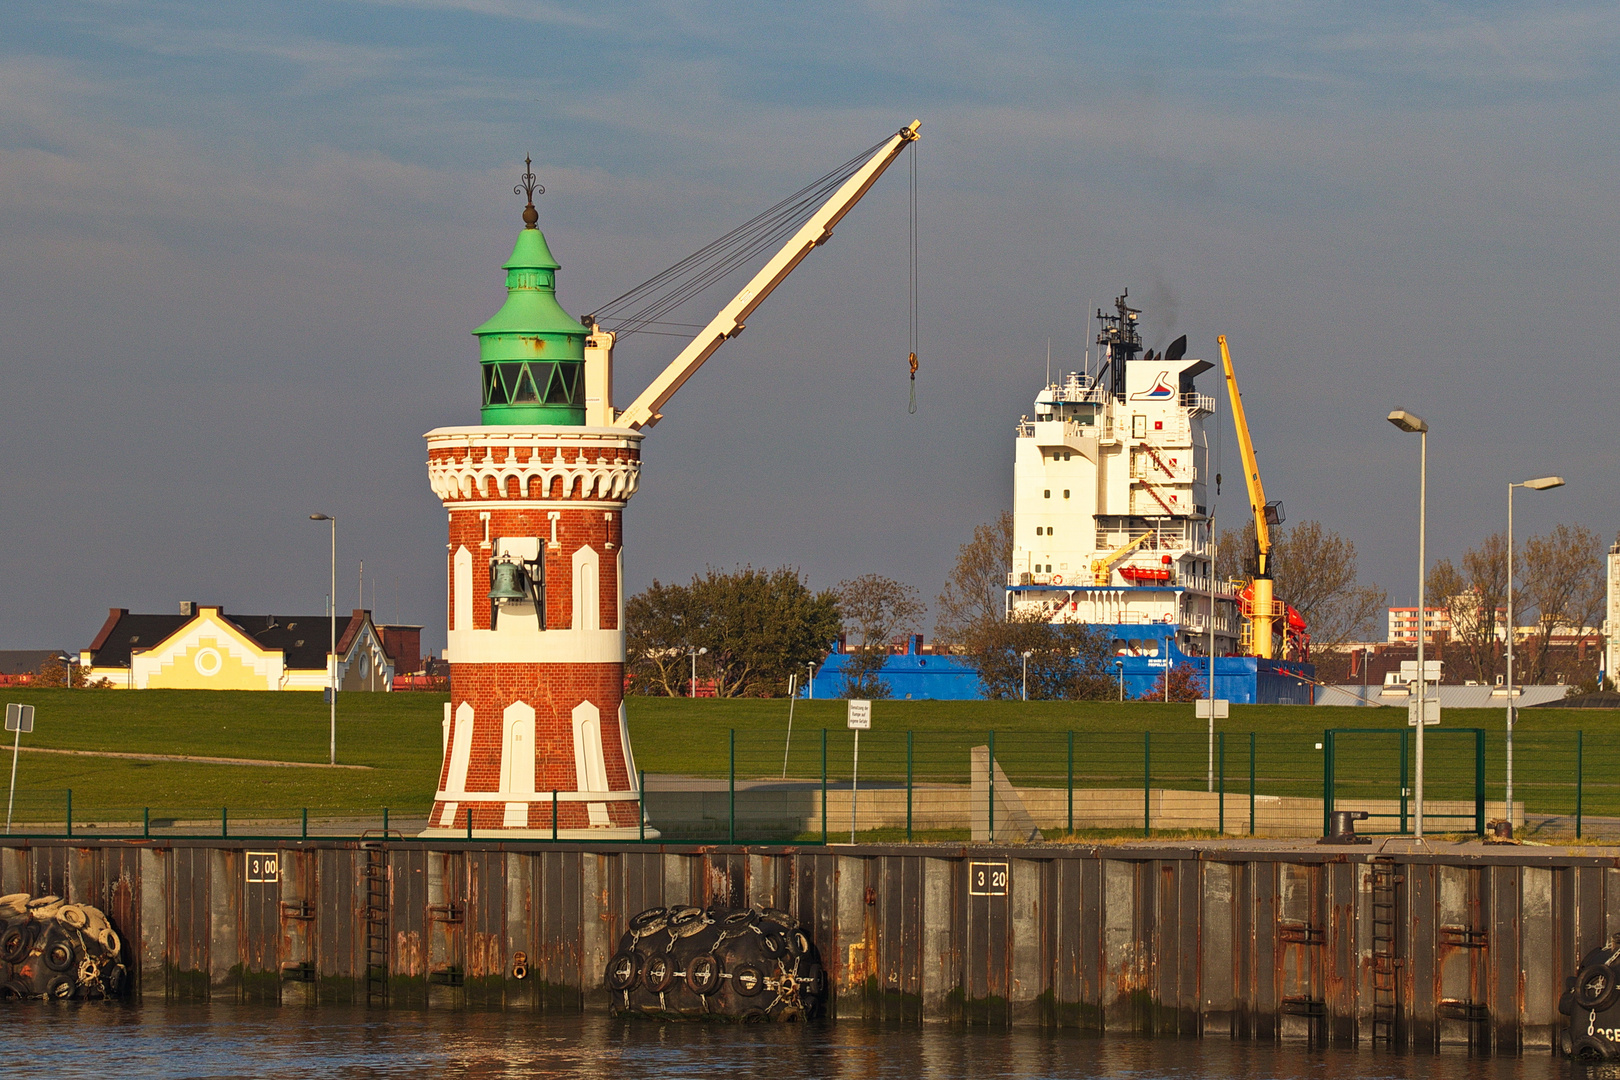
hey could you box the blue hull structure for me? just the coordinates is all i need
[808,630,1314,704]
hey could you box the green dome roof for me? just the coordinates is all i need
[472,227,585,338]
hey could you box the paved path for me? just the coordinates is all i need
[16,746,372,770]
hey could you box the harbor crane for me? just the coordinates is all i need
[580,122,921,431]
[1217,334,1306,661]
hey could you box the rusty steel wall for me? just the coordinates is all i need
[0,839,1611,1050]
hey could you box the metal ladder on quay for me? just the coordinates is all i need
[362,842,389,1004]
[1370,857,1401,1046]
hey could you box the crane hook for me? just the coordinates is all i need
[908,352,918,414]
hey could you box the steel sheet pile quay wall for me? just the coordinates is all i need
[0,838,1613,1050]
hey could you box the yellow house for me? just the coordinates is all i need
[81,603,396,691]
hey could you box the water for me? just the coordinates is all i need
[4,1004,1580,1079]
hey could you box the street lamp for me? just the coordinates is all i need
[1115,657,1125,702]
[1021,650,1033,702]
[1386,409,1428,838]
[1506,475,1565,820]
[688,646,708,698]
[309,514,337,765]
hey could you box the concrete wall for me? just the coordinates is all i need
[0,838,1602,1050]
[645,783,1522,841]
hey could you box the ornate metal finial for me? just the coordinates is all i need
[515,155,543,228]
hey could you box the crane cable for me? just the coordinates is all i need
[907,140,919,414]
[587,139,889,339]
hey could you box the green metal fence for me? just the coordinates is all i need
[1,727,1606,843]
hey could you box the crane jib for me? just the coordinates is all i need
[613,122,921,431]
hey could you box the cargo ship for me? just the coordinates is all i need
[1006,292,1312,702]
[813,292,1313,703]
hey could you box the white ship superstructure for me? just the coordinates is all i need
[1008,293,1242,661]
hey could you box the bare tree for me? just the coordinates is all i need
[835,575,925,697]
[1426,532,1511,684]
[1520,524,1604,685]
[1216,519,1385,649]
[934,511,1014,647]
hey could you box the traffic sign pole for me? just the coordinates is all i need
[5,703,35,835]
[6,725,18,834]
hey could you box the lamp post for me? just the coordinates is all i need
[688,646,708,698]
[1506,475,1565,819]
[309,514,337,765]
[1115,658,1125,702]
[1021,650,1033,702]
[1386,410,1428,838]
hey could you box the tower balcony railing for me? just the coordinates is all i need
[1179,392,1216,414]
[1093,528,1199,553]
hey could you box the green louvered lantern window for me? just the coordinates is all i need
[481,359,584,422]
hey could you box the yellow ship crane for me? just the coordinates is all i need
[1091,532,1154,586]
[1217,334,1285,659]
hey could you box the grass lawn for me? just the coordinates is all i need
[0,689,1613,822]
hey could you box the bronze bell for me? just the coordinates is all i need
[488,560,530,601]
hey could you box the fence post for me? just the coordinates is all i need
[638,769,646,843]
[820,728,828,847]
[1218,732,1225,836]
[66,789,72,838]
[467,803,473,841]
[1249,732,1256,836]
[222,806,228,839]
[1142,732,1151,838]
[1400,729,1410,835]
[551,790,558,841]
[383,807,389,836]
[1322,731,1333,837]
[988,730,996,840]
[1577,730,1584,840]
[729,728,736,846]
[1067,730,1074,835]
[906,731,913,844]
[1474,728,1485,836]
[302,808,308,839]
[143,807,150,840]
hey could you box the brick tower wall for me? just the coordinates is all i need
[424,426,644,835]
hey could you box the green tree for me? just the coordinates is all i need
[968,612,1115,700]
[626,567,840,698]
[625,579,703,697]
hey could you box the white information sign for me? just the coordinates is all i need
[1407,697,1441,726]
[4,704,34,734]
[1399,660,1443,681]
[1195,699,1230,720]
[846,700,871,730]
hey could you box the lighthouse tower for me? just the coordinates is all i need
[422,164,644,837]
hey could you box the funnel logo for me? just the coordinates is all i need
[1130,371,1176,401]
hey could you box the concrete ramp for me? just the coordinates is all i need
[970,745,1043,842]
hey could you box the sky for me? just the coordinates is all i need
[3,1,1618,654]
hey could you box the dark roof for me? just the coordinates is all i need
[0,650,68,676]
[85,611,191,667]
[86,608,375,670]
[234,613,356,670]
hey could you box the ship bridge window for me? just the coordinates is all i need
[1063,490,1070,499]
[1044,490,1050,499]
